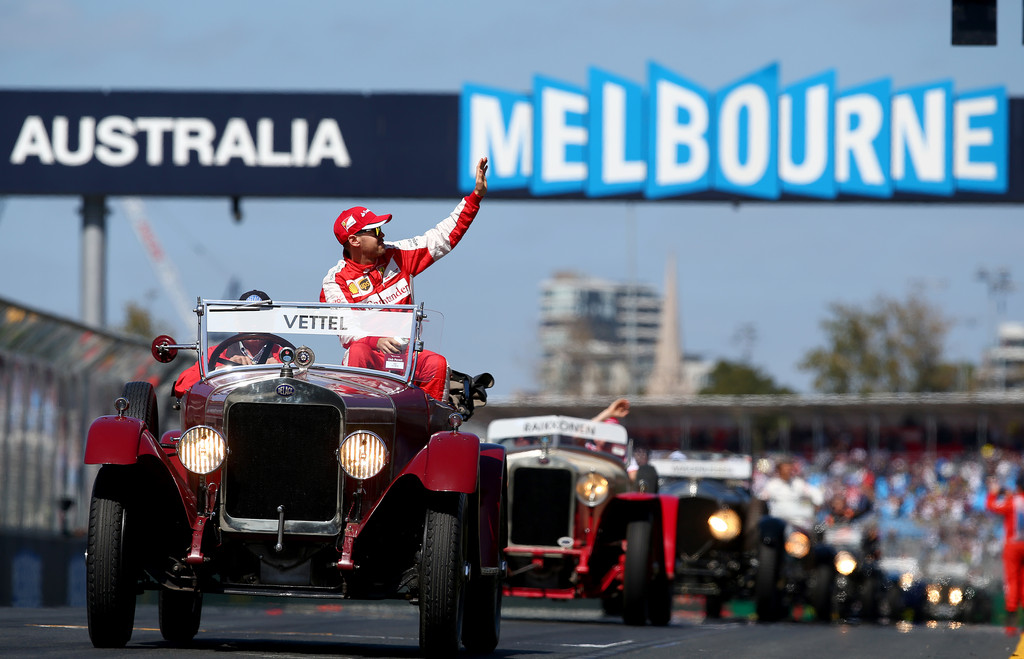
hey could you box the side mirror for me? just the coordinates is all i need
[151,335,179,363]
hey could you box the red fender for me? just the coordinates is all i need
[603,492,679,580]
[401,430,480,493]
[476,443,507,570]
[84,415,199,527]
[84,415,144,464]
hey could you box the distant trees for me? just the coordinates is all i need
[699,359,793,395]
[798,290,967,394]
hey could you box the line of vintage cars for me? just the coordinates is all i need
[81,296,988,656]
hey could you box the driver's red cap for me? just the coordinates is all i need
[334,206,392,243]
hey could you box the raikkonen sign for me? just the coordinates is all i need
[1,64,1021,202]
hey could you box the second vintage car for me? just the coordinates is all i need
[487,415,677,626]
[649,452,762,619]
[83,298,505,657]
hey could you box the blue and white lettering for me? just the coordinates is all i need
[459,83,533,192]
[458,63,1009,200]
[954,86,1007,193]
[836,78,891,198]
[714,63,778,199]
[646,61,713,199]
[532,75,588,196]
[893,80,954,196]
[586,67,647,197]
[780,70,835,199]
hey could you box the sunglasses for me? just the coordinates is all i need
[356,226,383,237]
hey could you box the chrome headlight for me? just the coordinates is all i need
[926,584,941,604]
[576,472,610,507]
[178,426,226,475]
[899,571,915,591]
[948,587,963,606]
[708,508,741,541]
[338,430,388,480]
[834,550,858,576]
[784,531,810,558]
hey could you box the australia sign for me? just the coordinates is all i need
[0,64,1020,203]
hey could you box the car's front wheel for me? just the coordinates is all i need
[419,493,467,658]
[810,563,836,622]
[86,466,139,648]
[754,543,783,622]
[623,519,671,626]
[159,588,203,644]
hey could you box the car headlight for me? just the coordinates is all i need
[926,584,941,604]
[948,587,963,606]
[337,431,389,480]
[834,550,858,576]
[708,508,741,541]
[576,472,610,507]
[784,531,810,558]
[178,426,226,475]
[899,572,915,591]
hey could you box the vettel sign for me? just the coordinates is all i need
[458,62,1011,200]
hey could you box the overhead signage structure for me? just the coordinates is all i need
[459,62,1018,202]
[0,62,1020,203]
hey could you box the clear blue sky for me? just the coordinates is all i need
[1,0,1022,398]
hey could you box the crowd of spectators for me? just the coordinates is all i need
[749,446,1020,587]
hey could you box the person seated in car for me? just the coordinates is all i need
[172,290,283,397]
[757,455,824,530]
[319,157,489,401]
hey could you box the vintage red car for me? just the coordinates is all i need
[83,298,505,657]
[486,415,677,625]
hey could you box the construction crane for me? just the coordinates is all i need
[120,197,196,335]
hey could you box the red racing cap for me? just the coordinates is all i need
[333,206,392,243]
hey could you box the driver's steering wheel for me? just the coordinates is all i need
[208,333,296,371]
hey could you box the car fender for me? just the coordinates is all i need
[84,415,145,464]
[84,415,199,527]
[475,443,507,570]
[597,493,678,579]
[401,430,481,494]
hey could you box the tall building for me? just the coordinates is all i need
[538,271,661,396]
[979,321,1024,390]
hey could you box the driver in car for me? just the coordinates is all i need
[172,289,283,397]
[319,157,488,401]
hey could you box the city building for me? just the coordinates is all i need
[978,321,1024,390]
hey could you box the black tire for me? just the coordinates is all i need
[419,493,467,658]
[755,544,783,622]
[122,381,158,437]
[859,575,880,621]
[86,466,138,648]
[705,593,724,619]
[159,589,203,644]
[810,563,835,622]
[623,519,652,626]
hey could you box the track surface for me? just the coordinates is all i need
[2,599,1022,659]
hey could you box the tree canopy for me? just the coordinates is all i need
[798,291,964,394]
[700,359,793,395]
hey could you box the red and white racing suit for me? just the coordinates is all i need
[319,192,482,400]
[987,490,1024,615]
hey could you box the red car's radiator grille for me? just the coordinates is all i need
[510,467,573,546]
[224,402,341,522]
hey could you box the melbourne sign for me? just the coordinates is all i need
[0,66,1020,202]
[459,62,1016,201]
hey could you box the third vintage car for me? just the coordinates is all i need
[487,415,677,625]
[83,298,504,657]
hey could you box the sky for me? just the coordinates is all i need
[0,0,1022,399]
